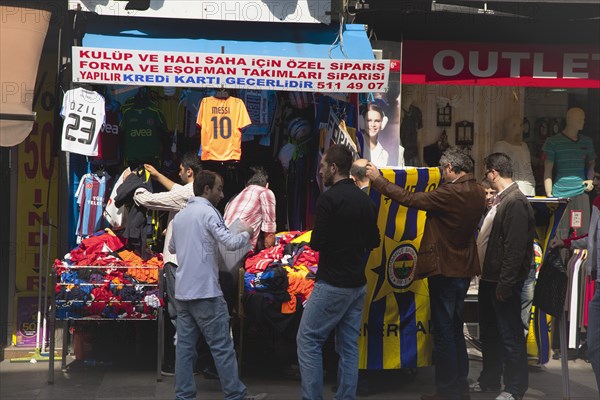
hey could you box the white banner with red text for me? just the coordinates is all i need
[73,46,390,93]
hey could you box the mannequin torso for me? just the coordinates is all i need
[492,116,535,196]
[542,107,595,197]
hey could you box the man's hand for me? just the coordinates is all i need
[496,286,511,302]
[549,237,565,249]
[144,164,161,179]
[365,162,382,181]
[245,226,255,238]
[583,179,594,192]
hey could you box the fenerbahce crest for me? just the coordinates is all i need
[387,244,417,290]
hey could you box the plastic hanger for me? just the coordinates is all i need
[215,86,230,99]
[134,87,150,107]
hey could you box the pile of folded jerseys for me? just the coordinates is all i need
[244,231,318,314]
[54,229,164,319]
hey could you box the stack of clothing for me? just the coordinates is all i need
[54,229,164,320]
[243,231,318,327]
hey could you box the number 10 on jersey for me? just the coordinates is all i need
[211,116,232,139]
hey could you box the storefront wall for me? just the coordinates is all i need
[373,38,598,181]
[400,84,524,177]
[3,0,352,352]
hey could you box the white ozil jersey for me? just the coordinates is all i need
[60,88,105,156]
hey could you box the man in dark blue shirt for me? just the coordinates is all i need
[297,144,380,400]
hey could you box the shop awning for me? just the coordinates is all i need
[0,5,50,147]
[82,18,374,60]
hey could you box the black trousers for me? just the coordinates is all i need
[478,280,528,397]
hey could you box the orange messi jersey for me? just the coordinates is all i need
[196,96,252,161]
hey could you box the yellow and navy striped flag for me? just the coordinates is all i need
[359,167,441,370]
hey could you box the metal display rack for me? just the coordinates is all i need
[47,264,164,384]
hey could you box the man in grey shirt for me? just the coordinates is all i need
[169,170,264,400]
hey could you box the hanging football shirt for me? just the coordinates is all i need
[196,96,252,161]
[121,106,168,163]
[239,90,277,144]
[92,101,121,164]
[60,88,105,156]
[75,173,110,237]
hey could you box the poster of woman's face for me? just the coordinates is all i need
[361,78,403,167]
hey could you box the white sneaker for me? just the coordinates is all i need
[495,392,520,400]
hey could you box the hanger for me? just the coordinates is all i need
[215,46,230,99]
[88,161,105,177]
[215,85,229,99]
[78,83,95,92]
[95,164,105,177]
[337,103,348,121]
[134,87,150,107]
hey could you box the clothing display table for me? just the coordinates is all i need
[48,264,164,383]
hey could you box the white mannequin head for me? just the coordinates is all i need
[566,107,585,132]
[503,116,523,144]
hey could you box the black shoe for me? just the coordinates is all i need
[160,364,175,376]
[201,367,219,380]
[357,377,369,397]
[282,365,301,380]
[331,383,370,397]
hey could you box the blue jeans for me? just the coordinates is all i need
[175,297,246,400]
[428,275,471,398]
[587,286,600,391]
[478,280,528,398]
[297,281,367,400]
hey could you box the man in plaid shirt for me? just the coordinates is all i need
[224,166,277,251]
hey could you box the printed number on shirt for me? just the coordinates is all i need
[211,116,232,139]
[64,113,96,144]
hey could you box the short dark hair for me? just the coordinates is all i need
[484,152,513,178]
[439,147,474,173]
[193,170,222,196]
[246,166,268,187]
[480,178,492,189]
[325,144,353,177]
[181,152,202,177]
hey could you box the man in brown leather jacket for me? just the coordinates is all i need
[366,147,485,400]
